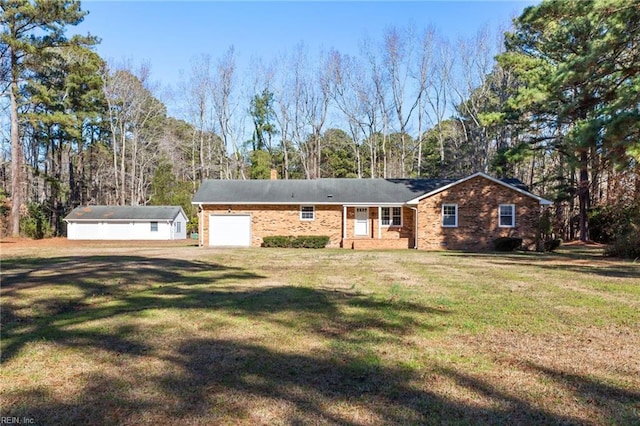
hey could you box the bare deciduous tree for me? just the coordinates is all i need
[211,46,244,179]
[102,62,165,205]
[451,27,496,173]
[430,37,454,166]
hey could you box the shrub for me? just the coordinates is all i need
[262,235,329,249]
[589,204,640,244]
[544,238,562,252]
[493,237,523,252]
[261,236,295,248]
[294,236,330,249]
[605,223,640,260]
[20,202,53,239]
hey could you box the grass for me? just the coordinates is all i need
[1,241,639,425]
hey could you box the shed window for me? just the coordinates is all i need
[499,204,515,227]
[150,222,158,232]
[300,206,315,220]
[175,222,181,233]
[442,204,458,227]
[381,207,402,226]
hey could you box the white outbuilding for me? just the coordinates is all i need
[64,206,189,240]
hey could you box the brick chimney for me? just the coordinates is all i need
[270,169,278,180]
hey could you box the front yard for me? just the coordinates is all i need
[1,240,639,424]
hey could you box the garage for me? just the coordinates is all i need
[209,214,252,247]
[65,206,189,240]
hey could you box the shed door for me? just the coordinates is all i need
[209,214,251,247]
[354,208,369,236]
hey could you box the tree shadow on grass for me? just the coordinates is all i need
[478,258,640,279]
[522,362,640,425]
[0,255,265,363]
[526,262,640,279]
[160,339,596,424]
[9,338,602,425]
[440,250,640,279]
[435,364,639,426]
[1,255,442,363]
[1,255,249,294]
[4,254,633,424]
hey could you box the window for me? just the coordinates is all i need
[150,221,158,232]
[300,205,315,220]
[442,204,458,227]
[381,207,402,226]
[175,222,181,233]
[499,204,515,227]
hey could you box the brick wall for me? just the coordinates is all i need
[201,204,343,247]
[343,238,411,249]
[416,176,541,250]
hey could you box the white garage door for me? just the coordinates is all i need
[209,214,251,247]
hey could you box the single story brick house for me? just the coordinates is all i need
[191,172,552,250]
[64,205,188,240]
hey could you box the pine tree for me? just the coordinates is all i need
[1,0,90,236]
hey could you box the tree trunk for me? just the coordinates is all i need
[9,74,23,237]
[130,133,138,205]
[578,149,590,242]
[569,166,576,241]
[120,127,126,205]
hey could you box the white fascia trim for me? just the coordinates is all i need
[66,219,172,222]
[405,172,553,205]
[344,203,405,207]
[176,207,190,222]
[195,201,406,206]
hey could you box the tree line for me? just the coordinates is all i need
[1,0,639,255]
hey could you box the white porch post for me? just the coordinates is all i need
[410,206,418,249]
[199,205,204,247]
[378,206,382,239]
[343,205,347,240]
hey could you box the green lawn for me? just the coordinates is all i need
[1,242,639,425]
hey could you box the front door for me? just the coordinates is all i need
[354,207,369,236]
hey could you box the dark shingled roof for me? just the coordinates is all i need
[191,174,546,205]
[65,206,185,221]
[499,178,529,192]
[193,178,462,204]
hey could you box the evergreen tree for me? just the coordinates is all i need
[499,0,640,241]
[1,0,91,236]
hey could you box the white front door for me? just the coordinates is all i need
[354,207,369,236]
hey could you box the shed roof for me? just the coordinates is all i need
[192,173,547,205]
[65,206,187,221]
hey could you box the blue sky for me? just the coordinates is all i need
[76,1,537,94]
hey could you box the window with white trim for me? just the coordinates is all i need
[150,221,159,232]
[381,207,402,226]
[300,205,315,220]
[442,204,458,227]
[499,204,515,227]
[175,221,181,233]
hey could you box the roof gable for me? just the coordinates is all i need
[405,172,553,205]
[65,206,188,221]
